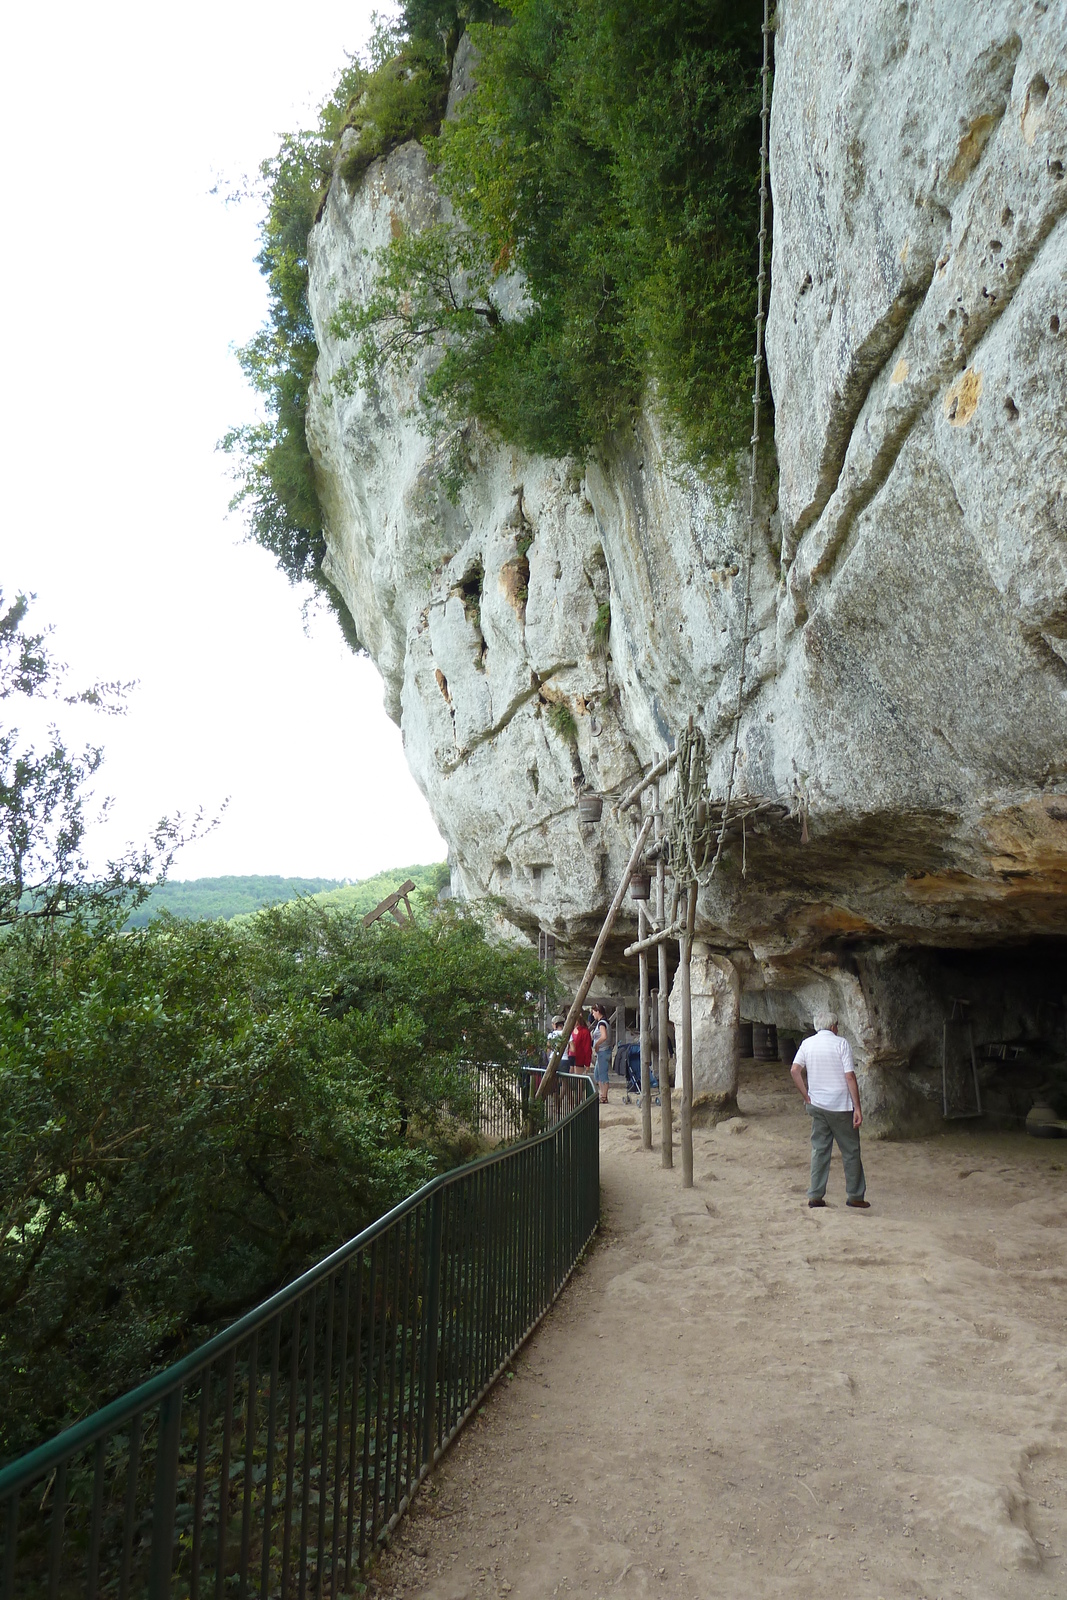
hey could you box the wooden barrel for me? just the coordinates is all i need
[778,1032,799,1065]
[752,1022,778,1061]
[738,1020,754,1058]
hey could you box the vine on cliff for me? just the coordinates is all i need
[335,0,769,477]
[222,7,497,646]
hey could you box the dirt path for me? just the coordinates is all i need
[374,1061,1067,1600]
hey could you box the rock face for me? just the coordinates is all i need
[306,1,1067,1130]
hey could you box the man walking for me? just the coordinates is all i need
[790,1011,870,1209]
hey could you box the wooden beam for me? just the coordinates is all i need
[614,749,677,816]
[362,879,418,929]
[623,922,683,958]
[639,902,653,1150]
[535,814,654,1100]
[655,789,673,1169]
[679,880,698,1189]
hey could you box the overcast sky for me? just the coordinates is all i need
[0,0,446,881]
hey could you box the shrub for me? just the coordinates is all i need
[546,700,577,743]
[341,0,769,476]
[338,43,449,185]
[223,7,501,640]
[0,901,551,1461]
[593,600,611,654]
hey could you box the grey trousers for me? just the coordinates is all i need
[808,1105,866,1200]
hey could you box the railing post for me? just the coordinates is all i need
[419,1191,444,1469]
[149,1387,183,1599]
[3,1494,17,1600]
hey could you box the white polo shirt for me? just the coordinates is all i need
[794,1029,855,1112]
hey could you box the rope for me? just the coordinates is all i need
[707,0,772,879]
[664,722,714,883]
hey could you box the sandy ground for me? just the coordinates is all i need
[372,1060,1067,1600]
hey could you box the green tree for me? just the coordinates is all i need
[0,901,550,1461]
[220,73,367,649]
[0,592,190,928]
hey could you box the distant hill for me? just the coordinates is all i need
[125,865,449,928]
[302,862,449,919]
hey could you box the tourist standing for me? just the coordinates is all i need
[591,1003,611,1105]
[569,1015,593,1075]
[790,1012,869,1208]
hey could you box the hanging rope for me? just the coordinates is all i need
[706,0,773,879]
[664,721,714,883]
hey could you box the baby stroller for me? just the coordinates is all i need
[623,1040,659,1104]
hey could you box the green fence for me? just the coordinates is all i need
[0,1073,598,1598]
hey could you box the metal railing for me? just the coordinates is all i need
[473,1063,590,1143]
[0,1072,598,1599]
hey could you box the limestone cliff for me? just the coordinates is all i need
[306,2,1067,1127]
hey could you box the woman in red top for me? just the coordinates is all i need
[569,1016,593,1074]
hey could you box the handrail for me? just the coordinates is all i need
[0,1070,598,1597]
[0,1075,557,1497]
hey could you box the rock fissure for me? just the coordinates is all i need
[784,132,1067,634]
[440,663,577,775]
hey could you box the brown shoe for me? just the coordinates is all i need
[807,1198,826,1208]
[846,1198,871,1208]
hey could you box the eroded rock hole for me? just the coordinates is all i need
[1004,396,1020,421]
[455,562,484,622]
[1051,314,1061,334]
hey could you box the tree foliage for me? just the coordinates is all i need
[221,8,498,641]
[0,601,537,1462]
[220,59,368,650]
[0,593,193,929]
[0,901,549,1460]
[340,0,768,474]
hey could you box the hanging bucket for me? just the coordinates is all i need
[577,793,603,824]
[752,1022,778,1061]
[629,868,652,901]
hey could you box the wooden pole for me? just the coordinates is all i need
[639,902,652,1148]
[623,922,683,957]
[536,814,654,1099]
[614,748,677,817]
[655,786,672,1167]
[679,879,698,1188]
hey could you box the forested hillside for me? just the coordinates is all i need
[124,862,448,925]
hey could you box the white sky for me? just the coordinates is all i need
[0,0,446,881]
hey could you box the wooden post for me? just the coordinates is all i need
[679,879,698,1188]
[639,902,652,1148]
[536,814,654,1099]
[613,1001,625,1074]
[655,785,672,1167]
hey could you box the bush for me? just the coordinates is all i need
[223,7,500,640]
[0,901,551,1461]
[341,0,769,476]
[593,600,611,654]
[546,701,577,743]
[338,42,449,185]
